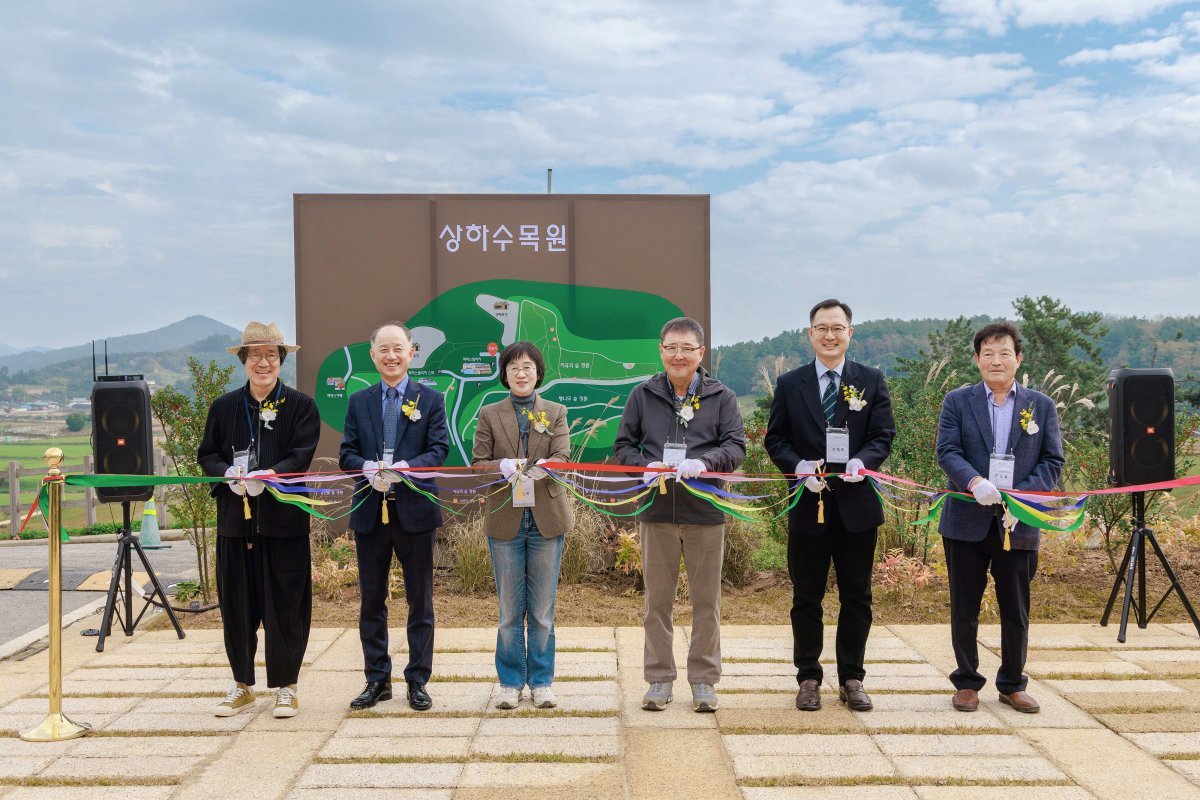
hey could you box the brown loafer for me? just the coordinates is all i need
[952,688,979,712]
[795,679,821,711]
[839,679,873,712]
[999,691,1040,713]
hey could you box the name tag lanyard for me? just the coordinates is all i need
[239,382,282,471]
[512,406,537,508]
[988,402,1015,491]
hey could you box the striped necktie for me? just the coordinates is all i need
[821,370,838,425]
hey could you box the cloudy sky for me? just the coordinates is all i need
[2,0,1198,349]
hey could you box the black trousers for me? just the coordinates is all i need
[216,535,312,688]
[788,493,878,686]
[943,521,1038,695]
[355,522,435,684]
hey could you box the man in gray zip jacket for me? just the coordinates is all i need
[614,316,746,713]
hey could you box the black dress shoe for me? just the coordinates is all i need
[795,678,821,711]
[407,680,433,711]
[350,680,392,710]
[839,679,873,711]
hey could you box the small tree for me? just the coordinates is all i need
[150,357,233,604]
[65,412,89,432]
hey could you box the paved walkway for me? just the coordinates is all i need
[1,617,1199,799]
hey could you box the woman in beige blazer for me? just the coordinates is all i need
[472,341,574,710]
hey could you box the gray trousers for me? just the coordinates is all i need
[640,521,725,685]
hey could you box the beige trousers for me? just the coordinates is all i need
[640,521,725,685]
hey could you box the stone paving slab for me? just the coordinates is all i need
[912,789,1097,800]
[471,734,620,757]
[0,790,181,800]
[320,734,472,759]
[297,763,464,789]
[724,733,879,755]
[7,623,1200,799]
[457,762,621,787]
[874,733,1037,756]
[1167,760,1200,786]
[1101,712,1200,733]
[1125,732,1200,756]
[1028,660,1150,677]
[731,753,896,781]
[851,693,1006,731]
[287,791,451,800]
[743,789,919,800]
[1046,679,1185,694]
[1023,727,1200,800]
[893,756,1068,782]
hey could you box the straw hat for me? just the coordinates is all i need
[225,321,301,354]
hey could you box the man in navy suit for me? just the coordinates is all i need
[936,321,1064,714]
[340,322,449,710]
[766,299,895,713]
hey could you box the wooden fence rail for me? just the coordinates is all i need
[2,450,171,537]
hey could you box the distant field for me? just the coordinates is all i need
[0,431,95,530]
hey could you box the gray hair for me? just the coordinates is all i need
[370,321,412,346]
[660,316,705,346]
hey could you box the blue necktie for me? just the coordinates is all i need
[383,387,399,451]
[822,370,837,425]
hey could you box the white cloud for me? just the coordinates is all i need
[30,223,122,249]
[938,0,1193,33]
[1063,36,1183,65]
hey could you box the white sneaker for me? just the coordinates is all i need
[273,686,298,718]
[531,686,557,709]
[214,684,254,717]
[495,687,522,709]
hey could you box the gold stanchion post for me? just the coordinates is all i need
[19,447,90,741]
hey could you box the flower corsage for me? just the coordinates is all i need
[260,397,286,429]
[678,394,700,426]
[523,408,552,434]
[402,398,422,421]
[1020,404,1038,435]
[841,383,867,412]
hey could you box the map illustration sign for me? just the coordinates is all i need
[314,280,683,466]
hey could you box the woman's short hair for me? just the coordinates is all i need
[498,341,546,389]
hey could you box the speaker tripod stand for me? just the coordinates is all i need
[95,501,185,652]
[1101,491,1200,642]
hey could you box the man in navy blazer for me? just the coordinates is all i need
[766,299,895,713]
[936,320,1064,714]
[340,322,449,711]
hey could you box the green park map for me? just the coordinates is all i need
[314,280,683,465]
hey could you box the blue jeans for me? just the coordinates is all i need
[488,510,565,689]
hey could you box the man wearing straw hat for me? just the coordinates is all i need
[340,322,449,711]
[199,321,320,719]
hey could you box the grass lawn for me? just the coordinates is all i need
[1,433,96,531]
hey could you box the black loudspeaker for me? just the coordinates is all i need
[1108,368,1175,487]
[91,378,154,502]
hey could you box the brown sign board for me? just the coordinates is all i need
[294,193,710,462]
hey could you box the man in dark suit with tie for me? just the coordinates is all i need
[936,321,1063,714]
[765,299,895,713]
[340,322,449,711]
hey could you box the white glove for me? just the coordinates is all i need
[499,458,522,480]
[647,461,673,481]
[797,459,825,493]
[526,458,550,480]
[971,478,1003,506]
[676,458,706,480]
[840,458,866,483]
[387,459,410,477]
[224,465,246,496]
[243,469,270,497]
[364,460,391,492]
